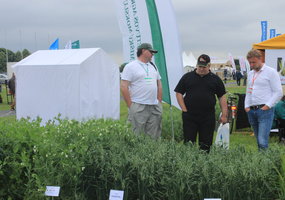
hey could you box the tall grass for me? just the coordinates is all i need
[0,83,11,111]
[1,118,285,199]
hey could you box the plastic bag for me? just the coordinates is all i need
[215,123,230,149]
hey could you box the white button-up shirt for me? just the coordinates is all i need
[245,64,283,108]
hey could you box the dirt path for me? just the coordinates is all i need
[0,110,15,117]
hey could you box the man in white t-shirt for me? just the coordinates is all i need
[245,49,283,150]
[121,43,163,139]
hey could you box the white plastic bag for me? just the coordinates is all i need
[215,123,230,149]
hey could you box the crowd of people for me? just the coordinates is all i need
[121,43,284,152]
[223,69,247,86]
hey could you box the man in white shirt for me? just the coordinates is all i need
[121,43,163,139]
[245,49,283,150]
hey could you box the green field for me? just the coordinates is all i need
[2,81,285,199]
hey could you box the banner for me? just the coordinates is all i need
[49,38,59,50]
[265,49,285,84]
[228,53,236,71]
[114,0,184,108]
[72,40,80,49]
[245,59,250,73]
[270,29,276,39]
[239,56,246,74]
[261,21,267,42]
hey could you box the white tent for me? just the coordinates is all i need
[182,52,190,67]
[188,52,197,67]
[13,48,120,123]
[182,51,197,73]
[182,51,197,67]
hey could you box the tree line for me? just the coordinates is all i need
[0,48,31,73]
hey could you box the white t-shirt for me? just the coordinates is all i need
[121,60,161,105]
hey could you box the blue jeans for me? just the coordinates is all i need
[247,108,275,150]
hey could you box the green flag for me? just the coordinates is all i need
[146,0,171,104]
[72,40,80,49]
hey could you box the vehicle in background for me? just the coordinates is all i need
[0,74,8,84]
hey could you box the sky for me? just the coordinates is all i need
[0,0,284,63]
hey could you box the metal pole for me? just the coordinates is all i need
[4,31,10,104]
[34,32,37,52]
[5,30,8,68]
[170,105,175,141]
[5,83,9,105]
[19,30,23,59]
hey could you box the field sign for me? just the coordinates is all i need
[204,199,222,200]
[45,186,60,197]
[109,189,124,200]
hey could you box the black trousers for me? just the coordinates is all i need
[236,79,241,86]
[182,112,216,152]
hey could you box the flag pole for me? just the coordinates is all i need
[5,30,8,64]
[34,32,37,52]
[170,105,175,141]
[19,30,23,59]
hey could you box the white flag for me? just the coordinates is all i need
[228,53,236,71]
[64,40,72,49]
[239,56,246,74]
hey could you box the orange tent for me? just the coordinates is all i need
[253,34,285,49]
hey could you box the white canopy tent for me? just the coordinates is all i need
[12,48,120,123]
[182,51,197,67]
[182,51,197,72]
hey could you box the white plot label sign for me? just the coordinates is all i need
[109,189,124,200]
[45,186,60,197]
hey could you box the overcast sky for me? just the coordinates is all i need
[0,0,284,63]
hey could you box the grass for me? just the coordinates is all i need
[0,84,12,111]
[1,118,284,199]
[1,81,285,199]
[0,84,16,123]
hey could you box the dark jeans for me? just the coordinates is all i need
[236,79,241,86]
[182,112,216,152]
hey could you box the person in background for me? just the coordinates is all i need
[232,70,236,80]
[0,84,2,103]
[8,73,16,111]
[121,43,162,139]
[274,95,285,142]
[245,49,283,150]
[243,71,247,86]
[235,70,243,86]
[175,54,227,152]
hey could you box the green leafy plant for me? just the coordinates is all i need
[1,118,285,200]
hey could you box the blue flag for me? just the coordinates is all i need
[270,29,276,38]
[261,21,267,41]
[49,38,59,50]
[276,34,282,36]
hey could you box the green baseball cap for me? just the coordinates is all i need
[137,43,158,53]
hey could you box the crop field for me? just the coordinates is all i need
[1,82,285,199]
